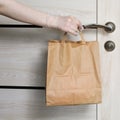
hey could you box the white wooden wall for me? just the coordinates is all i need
[0,0,98,120]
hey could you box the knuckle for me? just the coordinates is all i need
[67,16,73,22]
[67,18,72,22]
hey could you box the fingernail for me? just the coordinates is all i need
[78,26,84,32]
[82,26,84,30]
[81,26,84,31]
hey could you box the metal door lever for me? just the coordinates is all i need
[83,22,115,33]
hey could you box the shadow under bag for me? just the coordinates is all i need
[46,32,102,106]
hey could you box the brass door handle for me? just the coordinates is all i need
[83,22,115,33]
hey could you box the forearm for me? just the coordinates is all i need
[0,0,56,27]
[0,0,83,35]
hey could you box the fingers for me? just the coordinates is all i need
[68,29,79,36]
[71,16,83,31]
[69,24,79,35]
[64,16,83,35]
[53,15,83,35]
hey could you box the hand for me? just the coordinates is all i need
[46,15,83,35]
[0,0,83,34]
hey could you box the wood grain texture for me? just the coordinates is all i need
[0,90,96,120]
[0,0,96,86]
[98,0,120,120]
[0,0,97,120]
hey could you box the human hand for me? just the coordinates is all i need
[46,15,83,35]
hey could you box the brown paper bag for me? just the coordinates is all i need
[46,32,102,106]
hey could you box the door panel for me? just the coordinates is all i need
[0,0,96,86]
[0,0,98,120]
[98,0,120,120]
[0,90,96,120]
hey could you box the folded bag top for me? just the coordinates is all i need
[46,32,102,106]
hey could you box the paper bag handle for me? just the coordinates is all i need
[61,32,85,43]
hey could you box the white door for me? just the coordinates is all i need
[98,0,120,120]
[0,0,119,120]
